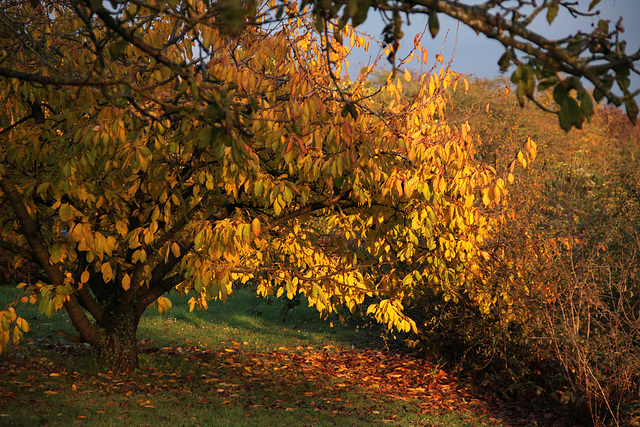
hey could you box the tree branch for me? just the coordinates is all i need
[0,177,101,345]
[136,274,184,318]
[381,0,632,106]
[0,240,33,259]
[0,66,121,87]
[271,191,348,229]
[83,0,190,79]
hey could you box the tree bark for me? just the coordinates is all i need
[95,308,141,374]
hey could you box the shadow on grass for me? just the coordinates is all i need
[1,286,574,427]
[138,288,391,353]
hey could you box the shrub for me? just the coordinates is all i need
[406,79,640,426]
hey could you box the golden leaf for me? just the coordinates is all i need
[251,218,261,237]
[122,274,131,291]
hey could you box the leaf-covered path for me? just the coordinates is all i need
[1,339,577,426]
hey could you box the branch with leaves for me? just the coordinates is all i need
[307,0,639,129]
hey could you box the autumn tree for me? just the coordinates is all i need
[307,0,640,129]
[0,1,518,372]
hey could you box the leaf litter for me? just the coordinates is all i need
[0,338,577,426]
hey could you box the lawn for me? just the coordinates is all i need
[0,286,563,426]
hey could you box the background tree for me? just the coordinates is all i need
[306,0,639,129]
[0,1,512,372]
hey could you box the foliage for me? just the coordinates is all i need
[0,1,512,371]
[409,77,640,426]
[307,0,640,129]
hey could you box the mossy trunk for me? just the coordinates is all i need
[96,310,140,374]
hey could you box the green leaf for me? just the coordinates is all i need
[553,84,568,106]
[625,98,639,124]
[617,75,630,91]
[341,102,358,119]
[557,96,583,131]
[428,9,439,38]
[254,180,264,197]
[580,93,594,120]
[498,52,511,72]
[547,2,559,24]
[510,66,522,84]
[537,78,556,92]
[345,0,358,17]
[598,19,608,34]
[138,146,152,156]
[588,0,601,11]
[593,87,604,103]
[333,28,343,45]
[108,40,128,60]
[350,0,370,27]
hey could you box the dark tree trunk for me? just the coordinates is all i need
[95,309,141,373]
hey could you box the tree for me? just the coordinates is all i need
[305,0,640,130]
[0,1,517,372]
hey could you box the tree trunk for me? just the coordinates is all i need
[95,309,140,374]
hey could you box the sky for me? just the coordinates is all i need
[347,0,640,89]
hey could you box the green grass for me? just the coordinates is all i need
[0,285,507,426]
[138,289,386,351]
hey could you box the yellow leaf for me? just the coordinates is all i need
[517,150,527,168]
[16,317,29,333]
[101,262,113,283]
[122,274,131,291]
[438,177,446,193]
[171,242,181,258]
[80,270,90,284]
[94,232,105,256]
[526,138,538,160]
[251,218,261,237]
[403,68,411,83]
[156,296,172,314]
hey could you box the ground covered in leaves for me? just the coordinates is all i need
[1,337,579,426]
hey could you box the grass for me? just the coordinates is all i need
[0,285,516,426]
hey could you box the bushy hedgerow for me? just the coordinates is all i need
[404,78,640,426]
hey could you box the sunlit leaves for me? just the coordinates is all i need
[155,296,172,314]
[0,0,512,355]
[0,306,30,350]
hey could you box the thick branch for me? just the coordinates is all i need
[404,0,629,106]
[0,67,121,87]
[136,275,184,318]
[0,240,33,259]
[76,281,105,325]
